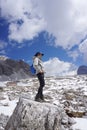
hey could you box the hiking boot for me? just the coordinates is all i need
[35,98,43,102]
[40,95,44,100]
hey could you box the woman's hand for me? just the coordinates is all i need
[39,70,44,73]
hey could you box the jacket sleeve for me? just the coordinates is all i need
[33,58,42,73]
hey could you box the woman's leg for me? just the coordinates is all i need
[35,73,45,100]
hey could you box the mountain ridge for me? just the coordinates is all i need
[0,58,32,81]
[77,65,87,75]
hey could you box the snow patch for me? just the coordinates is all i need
[73,118,87,130]
[0,94,17,116]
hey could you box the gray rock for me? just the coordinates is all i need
[5,97,63,130]
[0,114,9,130]
[77,65,87,75]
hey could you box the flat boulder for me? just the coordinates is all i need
[5,97,64,130]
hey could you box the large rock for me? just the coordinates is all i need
[5,98,63,130]
[77,65,87,75]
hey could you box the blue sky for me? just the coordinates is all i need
[0,0,87,76]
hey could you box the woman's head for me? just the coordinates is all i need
[34,52,44,58]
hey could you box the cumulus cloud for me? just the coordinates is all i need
[42,0,87,49]
[34,0,87,50]
[44,57,77,76]
[1,0,46,43]
[1,0,87,50]
[8,18,46,43]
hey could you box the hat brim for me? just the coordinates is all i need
[34,52,44,56]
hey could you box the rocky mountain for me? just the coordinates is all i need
[77,65,87,75]
[0,58,31,81]
[0,56,8,61]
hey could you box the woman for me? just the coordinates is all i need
[33,52,45,102]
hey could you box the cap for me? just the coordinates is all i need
[34,52,44,56]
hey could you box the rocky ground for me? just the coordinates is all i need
[0,75,87,130]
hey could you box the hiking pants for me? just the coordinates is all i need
[36,73,45,99]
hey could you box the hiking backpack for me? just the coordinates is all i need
[30,64,36,74]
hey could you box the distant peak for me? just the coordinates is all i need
[0,55,8,61]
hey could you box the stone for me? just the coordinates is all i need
[5,97,63,130]
[0,114,9,130]
[65,93,75,100]
[77,65,87,75]
[65,109,85,117]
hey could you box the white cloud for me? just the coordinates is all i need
[1,0,46,43]
[79,39,87,63]
[37,0,87,49]
[44,57,77,76]
[1,0,87,50]
[0,50,6,55]
[68,50,79,61]
[1,0,34,21]
[0,40,7,49]
[8,18,46,43]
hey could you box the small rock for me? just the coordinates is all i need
[3,103,9,106]
[66,109,85,117]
